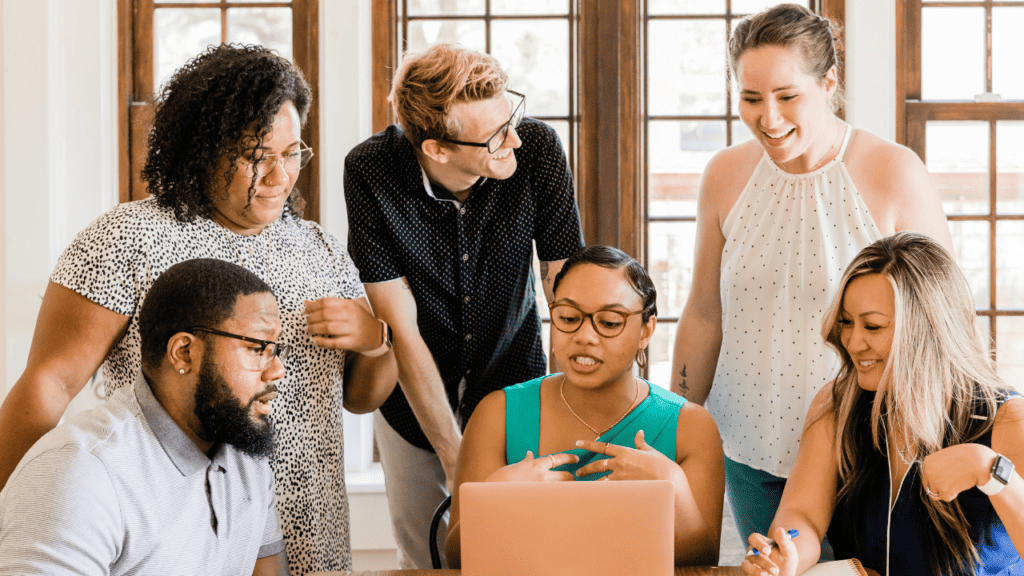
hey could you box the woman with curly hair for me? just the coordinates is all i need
[0,44,396,575]
[743,232,1024,576]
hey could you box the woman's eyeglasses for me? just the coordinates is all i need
[548,303,647,338]
[242,146,314,178]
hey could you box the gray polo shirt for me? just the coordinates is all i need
[0,373,284,575]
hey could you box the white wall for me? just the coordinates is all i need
[846,0,897,141]
[1,0,117,406]
[0,0,6,397]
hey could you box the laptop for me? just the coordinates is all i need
[459,480,674,576]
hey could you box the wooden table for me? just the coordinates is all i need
[315,567,744,575]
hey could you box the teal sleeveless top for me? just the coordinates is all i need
[504,375,687,480]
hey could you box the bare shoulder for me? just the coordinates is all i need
[804,381,838,433]
[699,140,764,215]
[468,389,507,428]
[844,128,952,248]
[810,381,836,410]
[675,401,722,460]
[703,140,763,186]
[992,395,1024,459]
[460,390,508,464]
[846,130,928,186]
[993,394,1024,432]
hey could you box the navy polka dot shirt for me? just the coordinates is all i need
[344,118,584,450]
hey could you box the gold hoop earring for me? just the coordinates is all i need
[635,348,647,368]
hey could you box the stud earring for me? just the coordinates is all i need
[179,368,186,375]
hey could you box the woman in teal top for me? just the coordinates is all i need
[446,246,725,567]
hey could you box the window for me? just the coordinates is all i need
[117,0,321,220]
[897,0,1024,383]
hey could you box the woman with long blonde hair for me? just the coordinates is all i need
[743,232,1024,576]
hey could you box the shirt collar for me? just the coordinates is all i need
[135,372,215,476]
[419,165,476,209]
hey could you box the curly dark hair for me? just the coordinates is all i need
[141,44,312,223]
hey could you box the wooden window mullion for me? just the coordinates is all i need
[986,3,993,94]
[989,119,998,355]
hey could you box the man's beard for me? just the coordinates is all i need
[193,357,277,458]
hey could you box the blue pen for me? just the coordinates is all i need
[746,529,799,556]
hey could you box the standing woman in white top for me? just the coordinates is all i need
[669,3,953,549]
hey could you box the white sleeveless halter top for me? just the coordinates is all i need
[705,125,882,477]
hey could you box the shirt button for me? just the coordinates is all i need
[465,334,472,341]
[464,296,471,303]
[462,254,469,261]
[459,207,466,215]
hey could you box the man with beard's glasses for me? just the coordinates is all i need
[0,258,290,575]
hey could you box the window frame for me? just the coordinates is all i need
[117,0,322,222]
[896,0,1024,358]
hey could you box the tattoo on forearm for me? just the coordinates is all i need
[678,364,689,395]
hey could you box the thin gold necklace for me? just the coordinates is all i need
[560,375,641,439]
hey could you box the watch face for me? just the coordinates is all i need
[994,455,1015,484]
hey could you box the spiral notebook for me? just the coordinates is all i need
[459,480,674,576]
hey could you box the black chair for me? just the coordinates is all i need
[429,495,453,569]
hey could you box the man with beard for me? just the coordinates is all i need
[0,258,289,575]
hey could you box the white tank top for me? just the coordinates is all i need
[706,126,882,477]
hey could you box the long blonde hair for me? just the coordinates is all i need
[820,232,1007,574]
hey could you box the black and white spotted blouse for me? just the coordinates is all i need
[51,197,362,575]
[344,118,584,450]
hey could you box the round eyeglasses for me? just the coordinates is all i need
[190,326,290,370]
[441,90,525,154]
[243,146,314,179]
[548,303,648,338]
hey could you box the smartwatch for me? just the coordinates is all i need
[978,453,1014,496]
[361,319,393,358]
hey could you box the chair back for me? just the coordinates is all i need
[429,494,452,569]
